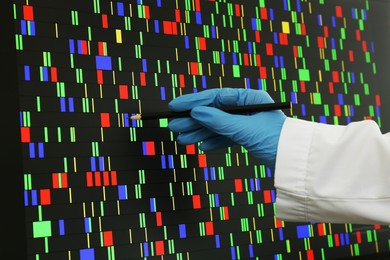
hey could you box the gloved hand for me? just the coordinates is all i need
[167,88,287,169]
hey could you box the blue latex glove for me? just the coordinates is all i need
[167,88,287,169]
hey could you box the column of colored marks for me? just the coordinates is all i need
[15,0,388,259]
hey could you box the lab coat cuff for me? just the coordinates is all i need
[274,117,316,222]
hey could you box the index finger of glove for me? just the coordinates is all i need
[168,88,275,112]
[168,89,220,112]
[214,88,275,107]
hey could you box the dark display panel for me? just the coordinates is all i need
[2,0,390,259]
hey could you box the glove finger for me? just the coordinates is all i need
[168,118,202,133]
[176,127,218,145]
[168,88,220,111]
[191,105,245,137]
[198,136,234,152]
[168,88,276,113]
[214,88,275,107]
[191,106,259,149]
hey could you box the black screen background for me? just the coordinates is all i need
[1,0,390,259]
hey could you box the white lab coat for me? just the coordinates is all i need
[274,117,390,225]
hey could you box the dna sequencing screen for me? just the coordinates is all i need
[4,0,390,259]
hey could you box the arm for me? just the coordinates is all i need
[168,88,390,225]
[275,117,390,225]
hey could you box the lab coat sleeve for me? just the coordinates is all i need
[274,117,390,225]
